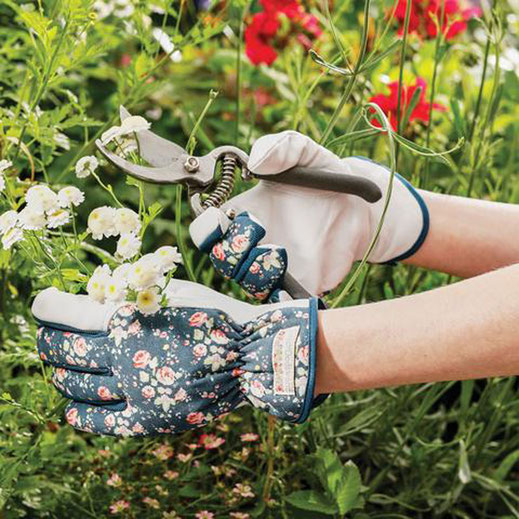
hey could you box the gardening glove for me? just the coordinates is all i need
[32,279,320,437]
[189,131,429,298]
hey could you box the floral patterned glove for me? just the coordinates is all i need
[32,280,319,437]
[190,209,287,301]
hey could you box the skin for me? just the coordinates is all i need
[314,193,519,394]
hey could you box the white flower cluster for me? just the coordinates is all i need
[88,206,143,260]
[93,0,135,20]
[0,184,84,250]
[87,246,182,314]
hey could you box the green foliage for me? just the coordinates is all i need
[0,0,518,518]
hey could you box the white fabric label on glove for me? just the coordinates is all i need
[272,325,300,395]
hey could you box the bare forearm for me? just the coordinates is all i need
[315,264,519,394]
[404,191,519,277]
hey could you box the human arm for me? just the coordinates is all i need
[315,263,519,394]
[403,191,519,277]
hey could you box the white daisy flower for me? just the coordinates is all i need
[154,245,182,272]
[128,256,160,290]
[92,0,113,19]
[18,206,46,230]
[116,232,141,260]
[112,263,132,285]
[105,275,127,303]
[54,132,70,150]
[87,264,112,303]
[58,186,85,208]
[152,28,182,63]
[47,208,71,229]
[0,159,12,174]
[118,136,138,156]
[114,207,141,235]
[75,156,99,179]
[113,0,134,18]
[25,185,59,213]
[136,287,161,315]
[0,210,18,234]
[100,126,122,145]
[88,206,117,240]
[1,227,23,250]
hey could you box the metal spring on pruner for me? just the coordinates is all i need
[202,153,237,209]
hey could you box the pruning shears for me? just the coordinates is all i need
[95,106,383,298]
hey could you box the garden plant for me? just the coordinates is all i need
[0,0,518,517]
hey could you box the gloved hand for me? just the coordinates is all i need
[32,280,320,437]
[189,131,429,298]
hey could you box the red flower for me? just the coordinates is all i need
[245,0,322,66]
[393,0,481,40]
[369,77,446,131]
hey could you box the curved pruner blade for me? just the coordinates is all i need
[119,106,186,167]
[95,139,207,186]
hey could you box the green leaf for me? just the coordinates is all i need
[286,490,338,514]
[316,449,363,515]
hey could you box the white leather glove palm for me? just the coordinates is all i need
[190,131,429,297]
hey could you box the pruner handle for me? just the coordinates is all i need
[252,166,383,203]
[281,272,314,300]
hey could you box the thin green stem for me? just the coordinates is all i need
[395,0,412,163]
[235,1,252,146]
[175,184,196,282]
[320,0,371,144]
[422,0,445,189]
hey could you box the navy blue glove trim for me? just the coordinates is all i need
[384,173,429,264]
[41,360,112,376]
[294,296,319,424]
[230,214,266,279]
[34,318,109,338]
[351,156,430,265]
[234,246,266,283]
[198,226,225,254]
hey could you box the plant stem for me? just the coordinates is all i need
[175,184,196,282]
[469,37,491,142]
[422,0,445,189]
[395,0,412,163]
[320,0,371,144]
[235,1,252,146]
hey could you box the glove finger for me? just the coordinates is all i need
[32,287,120,333]
[209,211,266,279]
[189,206,231,253]
[234,245,287,300]
[249,130,349,175]
[64,401,127,436]
[52,368,124,405]
[37,326,110,373]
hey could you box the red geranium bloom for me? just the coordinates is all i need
[369,77,446,131]
[245,0,322,66]
[393,0,481,41]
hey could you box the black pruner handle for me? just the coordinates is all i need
[253,166,382,203]
[281,271,313,299]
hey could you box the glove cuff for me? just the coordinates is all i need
[239,297,320,423]
[381,176,429,264]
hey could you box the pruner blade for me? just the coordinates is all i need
[119,106,186,167]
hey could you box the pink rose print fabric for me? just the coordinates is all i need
[36,297,319,437]
[202,212,288,301]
